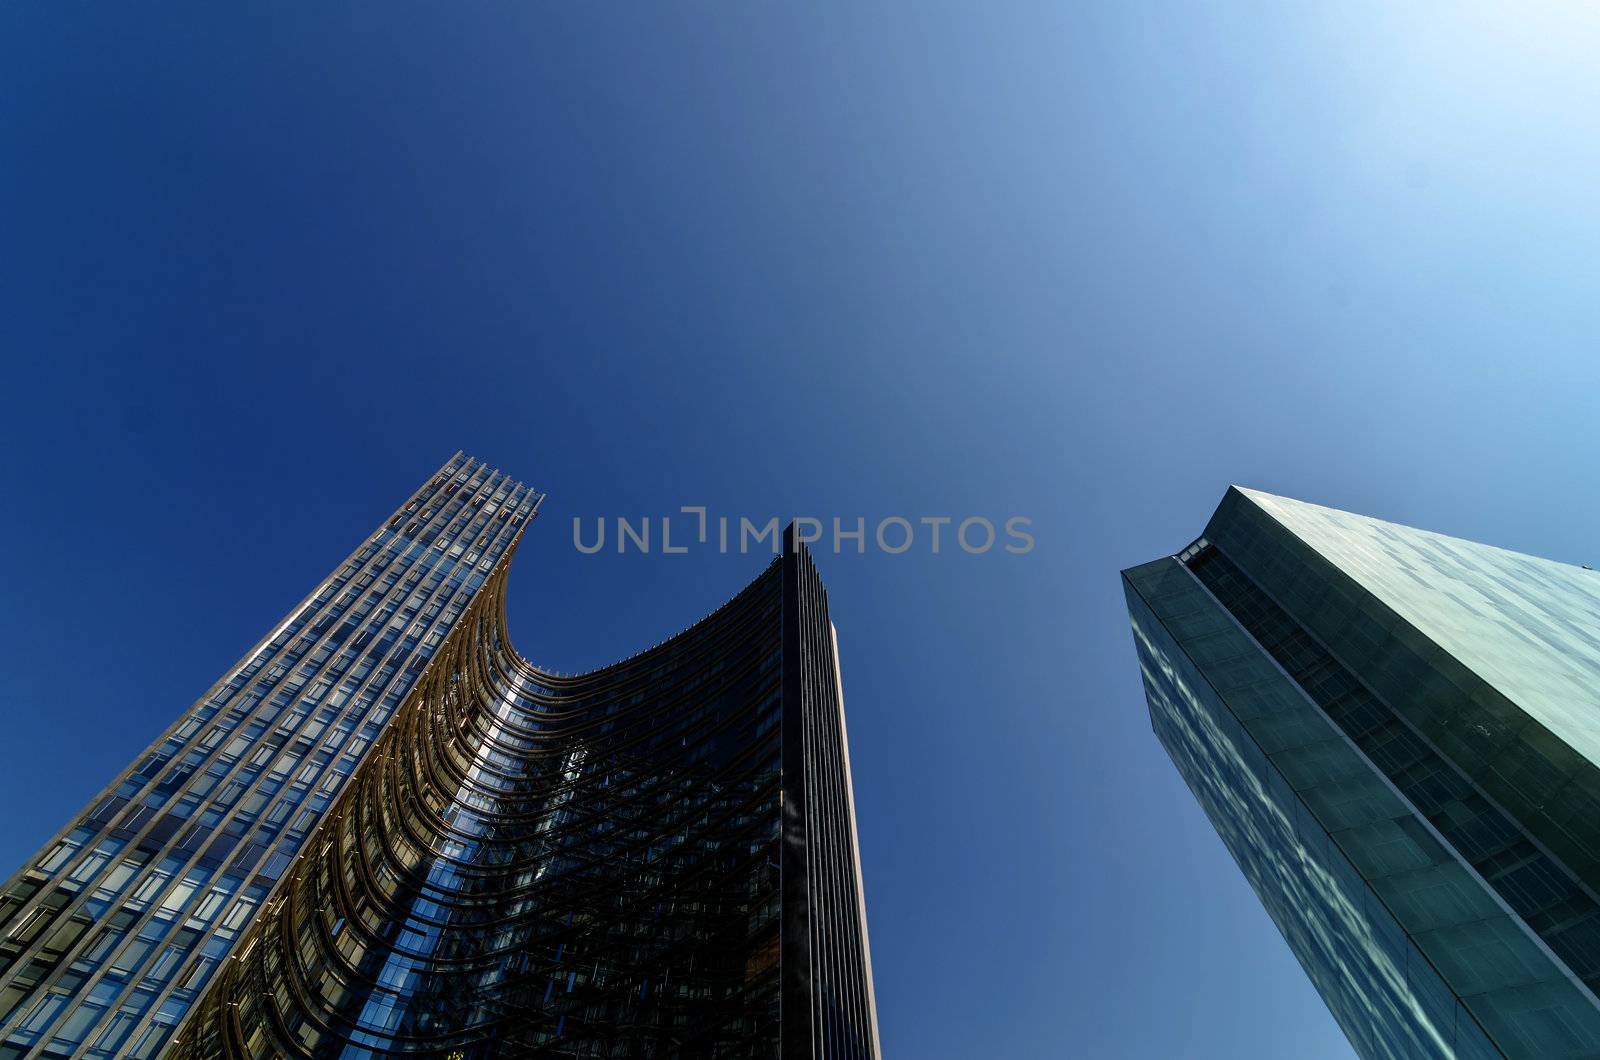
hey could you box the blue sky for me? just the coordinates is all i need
[5,3,1600,1056]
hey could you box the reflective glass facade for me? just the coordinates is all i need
[1125,488,1600,1059]
[0,456,879,1059]
[0,454,539,1060]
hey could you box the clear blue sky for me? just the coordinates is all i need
[5,4,1600,1056]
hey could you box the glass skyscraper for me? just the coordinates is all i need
[1125,487,1600,1059]
[0,454,879,1059]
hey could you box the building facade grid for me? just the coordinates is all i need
[0,455,879,1060]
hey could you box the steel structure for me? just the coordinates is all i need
[0,456,879,1060]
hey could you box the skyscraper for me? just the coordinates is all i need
[0,455,879,1059]
[1124,488,1600,1059]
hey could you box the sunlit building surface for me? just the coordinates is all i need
[0,455,879,1059]
[1125,488,1600,1059]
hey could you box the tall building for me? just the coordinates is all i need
[0,455,879,1060]
[1124,488,1600,1059]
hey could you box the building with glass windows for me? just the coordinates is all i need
[0,454,880,1060]
[1125,487,1600,1059]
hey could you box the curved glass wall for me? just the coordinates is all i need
[170,528,876,1059]
[0,457,879,1059]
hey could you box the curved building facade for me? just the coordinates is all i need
[0,456,879,1060]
